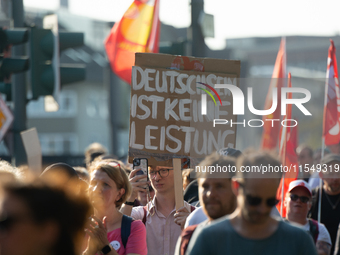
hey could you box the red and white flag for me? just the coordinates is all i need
[261,38,286,150]
[105,0,160,84]
[276,73,299,217]
[323,40,340,146]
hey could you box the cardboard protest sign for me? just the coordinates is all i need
[129,53,241,166]
[173,158,184,210]
[21,128,42,175]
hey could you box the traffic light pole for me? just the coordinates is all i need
[12,0,27,166]
[191,0,205,57]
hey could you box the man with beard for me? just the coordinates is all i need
[310,154,340,254]
[175,153,237,255]
[186,151,317,255]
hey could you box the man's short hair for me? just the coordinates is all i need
[321,153,340,165]
[236,151,282,181]
[195,153,236,180]
[320,154,340,175]
[84,142,108,166]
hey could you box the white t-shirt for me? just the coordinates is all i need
[302,220,332,245]
[184,207,207,228]
[308,172,322,190]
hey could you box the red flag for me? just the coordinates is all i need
[105,0,160,84]
[261,38,286,150]
[276,73,299,217]
[323,40,340,146]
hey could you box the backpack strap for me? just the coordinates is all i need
[309,186,320,218]
[179,224,198,255]
[142,206,147,225]
[121,215,133,249]
[309,219,319,244]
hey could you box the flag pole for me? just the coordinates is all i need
[281,121,287,216]
[280,173,285,216]
[318,139,325,223]
[279,71,289,217]
[281,40,287,217]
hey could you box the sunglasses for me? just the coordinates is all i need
[290,194,310,203]
[238,182,279,207]
[245,195,279,207]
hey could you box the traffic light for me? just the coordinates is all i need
[59,32,86,85]
[30,27,86,100]
[29,27,54,100]
[0,28,30,100]
[159,40,186,56]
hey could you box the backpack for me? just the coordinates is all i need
[142,205,196,224]
[308,219,319,244]
[121,215,134,249]
[179,224,198,255]
[284,218,319,244]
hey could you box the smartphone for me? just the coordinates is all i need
[133,158,148,182]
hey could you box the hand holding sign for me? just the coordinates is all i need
[174,206,190,230]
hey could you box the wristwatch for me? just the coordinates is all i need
[124,201,135,206]
[101,244,112,254]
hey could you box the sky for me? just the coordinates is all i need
[23,0,340,49]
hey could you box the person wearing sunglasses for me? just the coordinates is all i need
[285,180,331,255]
[83,160,147,255]
[186,151,317,255]
[121,164,194,255]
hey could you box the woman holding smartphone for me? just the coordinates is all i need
[83,160,147,255]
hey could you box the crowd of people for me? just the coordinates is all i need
[0,142,340,255]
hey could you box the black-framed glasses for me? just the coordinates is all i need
[149,168,173,178]
[290,194,310,203]
[245,195,279,207]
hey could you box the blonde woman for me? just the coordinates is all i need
[84,160,147,255]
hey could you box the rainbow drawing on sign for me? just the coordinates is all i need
[197,82,223,115]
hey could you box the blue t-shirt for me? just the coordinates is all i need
[186,217,318,255]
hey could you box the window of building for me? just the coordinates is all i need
[27,90,77,118]
[39,133,78,155]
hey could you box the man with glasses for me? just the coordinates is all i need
[121,165,193,255]
[186,152,317,255]
[285,180,331,255]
